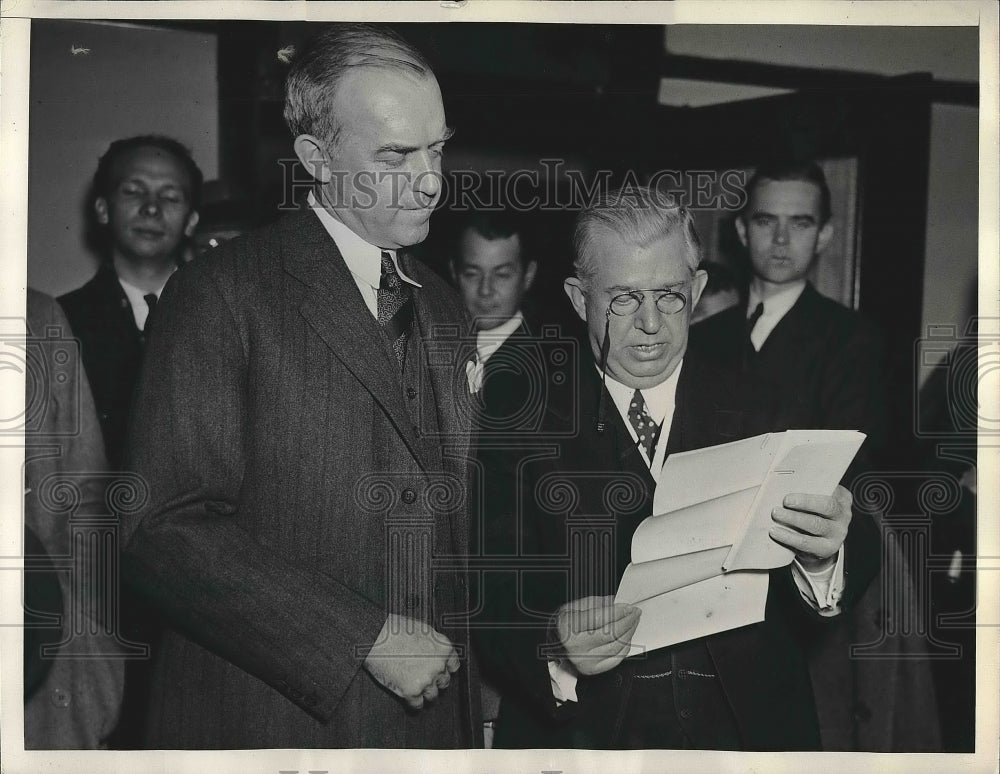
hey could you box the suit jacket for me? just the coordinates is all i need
[58,262,146,469]
[689,282,886,471]
[119,209,480,748]
[473,355,880,750]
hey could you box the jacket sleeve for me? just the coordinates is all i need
[118,264,386,723]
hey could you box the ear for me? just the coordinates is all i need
[817,220,834,254]
[689,269,709,311]
[183,210,200,238]
[523,260,538,290]
[94,197,109,226]
[563,277,588,323]
[293,134,332,184]
[734,216,748,248]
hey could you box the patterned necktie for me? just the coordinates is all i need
[377,251,413,367]
[627,389,661,462]
[743,301,764,370]
[143,293,158,336]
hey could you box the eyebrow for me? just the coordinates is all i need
[606,280,687,294]
[375,126,455,155]
[751,210,816,222]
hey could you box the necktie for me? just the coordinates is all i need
[743,301,764,370]
[143,293,158,335]
[377,251,414,367]
[627,389,661,463]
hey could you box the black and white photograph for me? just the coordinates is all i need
[1,2,996,773]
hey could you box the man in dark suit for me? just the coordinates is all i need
[450,211,542,430]
[58,136,202,470]
[474,185,879,749]
[119,25,479,748]
[690,161,885,465]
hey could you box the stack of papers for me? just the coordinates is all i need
[615,429,865,655]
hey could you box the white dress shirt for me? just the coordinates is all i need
[465,311,525,394]
[747,279,807,351]
[118,271,174,331]
[308,191,421,318]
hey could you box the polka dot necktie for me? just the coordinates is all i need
[627,389,661,462]
[377,251,413,367]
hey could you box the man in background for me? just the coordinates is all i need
[690,160,884,464]
[59,135,202,469]
[451,211,539,424]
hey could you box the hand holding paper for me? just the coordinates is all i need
[770,485,853,570]
[553,595,641,676]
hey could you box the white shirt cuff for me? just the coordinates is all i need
[547,658,579,705]
[791,546,845,617]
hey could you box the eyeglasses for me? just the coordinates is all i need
[607,287,689,317]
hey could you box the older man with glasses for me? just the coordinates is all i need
[473,185,879,750]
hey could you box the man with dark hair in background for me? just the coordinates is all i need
[118,24,479,748]
[690,160,885,465]
[59,135,202,469]
[451,211,539,425]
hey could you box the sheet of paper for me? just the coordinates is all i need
[623,571,770,657]
[652,432,781,515]
[722,430,866,571]
[616,545,732,604]
[631,487,758,563]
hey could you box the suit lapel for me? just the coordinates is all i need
[283,211,431,470]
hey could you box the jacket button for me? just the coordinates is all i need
[51,687,71,708]
[677,669,687,680]
[401,488,417,504]
[406,387,418,400]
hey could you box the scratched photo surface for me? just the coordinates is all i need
[2,7,996,774]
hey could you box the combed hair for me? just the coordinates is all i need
[572,185,702,282]
[283,23,434,146]
[93,135,203,208]
[742,160,832,225]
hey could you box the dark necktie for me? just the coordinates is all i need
[627,389,661,463]
[742,301,764,371]
[377,251,414,367]
[143,293,158,336]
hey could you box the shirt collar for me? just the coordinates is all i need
[601,360,683,425]
[307,190,421,290]
[475,310,524,364]
[748,279,806,320]
[118,272,173,302]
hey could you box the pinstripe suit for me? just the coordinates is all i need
[120,209,479,748]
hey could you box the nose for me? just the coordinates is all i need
[634,295,662,334]
[139,196,160,217]
[477,274,494,298]
[773,220,789,245]
[411,151,442,205]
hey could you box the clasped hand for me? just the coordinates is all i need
[769,484,853,570]
[553,595,641,676]
[363,613,460,709]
